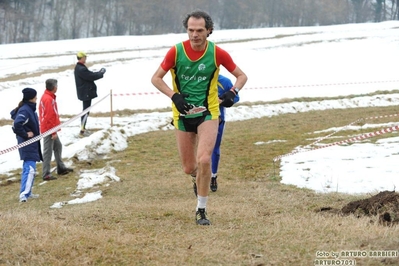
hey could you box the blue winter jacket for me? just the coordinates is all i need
[10,101,43,162]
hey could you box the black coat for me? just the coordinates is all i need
[10,101,43,162]
[74,62,104,101]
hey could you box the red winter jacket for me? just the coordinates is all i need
[39,90,61,134]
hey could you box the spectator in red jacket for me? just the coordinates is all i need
[39,79,73,180]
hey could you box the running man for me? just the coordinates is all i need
[151,10,247,225]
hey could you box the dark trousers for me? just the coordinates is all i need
[81,99,92,131]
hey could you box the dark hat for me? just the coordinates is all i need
[22,88,37,101]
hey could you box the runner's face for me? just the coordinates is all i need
[187,17,209,50]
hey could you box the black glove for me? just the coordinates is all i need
[100,68,106,74]
[219,90,236,107]
[171,93,191,114]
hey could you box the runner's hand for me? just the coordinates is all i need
[171,93,191,114]
[219,90,236,107]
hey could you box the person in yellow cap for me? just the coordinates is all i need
[74,51,106,136]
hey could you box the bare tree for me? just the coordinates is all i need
[68,0,85,39]
[394,0,399,19]
[0,0,393,44]
[47,0,70,40]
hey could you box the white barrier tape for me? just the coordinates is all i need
[274,123,399,162]
[303,118,364,148]
[0,94,110,156]
[111,80,399,97]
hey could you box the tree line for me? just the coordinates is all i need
[1,0,398,44]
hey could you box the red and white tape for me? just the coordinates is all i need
[303,118,364,149]
[112,91,161,97]
[0,94,110,156]
[247,79,399,90]
[274,113,399,162]
[364,113,399,120]
[111,79,399,97]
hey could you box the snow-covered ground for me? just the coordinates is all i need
[1,21,399,206]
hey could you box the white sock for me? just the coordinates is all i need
[196,196,208,210]
[211,173,217,178]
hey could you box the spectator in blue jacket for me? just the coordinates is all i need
[10,88,43,202]
[210,75,240,192]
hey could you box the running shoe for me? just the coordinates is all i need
[196,208,211,225]
[19,197,27,203]
[210,176,218,192]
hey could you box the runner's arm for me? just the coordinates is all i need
[151,47,176,99]
[216,47,248,92]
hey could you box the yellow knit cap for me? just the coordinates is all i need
[76,51,87,58]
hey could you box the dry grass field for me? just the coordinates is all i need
[1,102,399,265]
